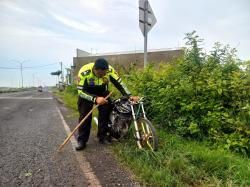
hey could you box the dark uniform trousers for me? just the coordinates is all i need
[77,96,111,143]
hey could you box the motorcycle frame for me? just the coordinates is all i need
[129,99,147,149]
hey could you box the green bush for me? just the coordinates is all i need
[125,31,250,155]
[64,84,78,95]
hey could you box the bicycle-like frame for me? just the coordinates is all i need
[129,97,154,149]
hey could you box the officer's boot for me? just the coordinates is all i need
[75,141,86,151]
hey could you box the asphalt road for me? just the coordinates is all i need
[0,90,89,186]
[0,90,138,187]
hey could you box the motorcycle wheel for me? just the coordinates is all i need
[135,118,158,151]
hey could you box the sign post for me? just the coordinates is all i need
[139,0,157,68]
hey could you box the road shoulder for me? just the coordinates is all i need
[54,97,139,186]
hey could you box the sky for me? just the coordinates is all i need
[0,0,249,87]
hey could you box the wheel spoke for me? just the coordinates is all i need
[141,122,146,133]
[147,140,154,151]
[145,134,154,150]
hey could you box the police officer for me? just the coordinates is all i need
[76,58,138,150]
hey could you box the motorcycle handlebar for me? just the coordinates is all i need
[113,96,144,105]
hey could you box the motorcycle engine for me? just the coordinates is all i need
[108,99,133,139]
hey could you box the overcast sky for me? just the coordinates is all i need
[0,0,249,87]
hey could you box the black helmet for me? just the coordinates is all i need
[94,58,109,70]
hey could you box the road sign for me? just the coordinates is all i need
[139,0,157,36]
[139,0,157,68]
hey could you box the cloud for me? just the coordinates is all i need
[0,1,47,21]
[51,13,108,34]
[79,0,105,12]
[0,25,63,38]
[0,0,29,14]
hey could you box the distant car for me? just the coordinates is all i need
[37,86,43,92]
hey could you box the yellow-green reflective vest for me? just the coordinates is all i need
[77,63,131,103]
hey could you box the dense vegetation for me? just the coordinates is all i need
[125,31,250,156]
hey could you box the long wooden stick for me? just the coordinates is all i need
[57,92,113,152]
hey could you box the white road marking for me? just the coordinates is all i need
[0,97,53,100]
[55,107,102,187]
[3,107,11,110]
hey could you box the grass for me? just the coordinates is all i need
[112,131,250,186]
[0,87,36,93]
[53,87,78,111]
[53,88,250,187]
[53,87,98,130]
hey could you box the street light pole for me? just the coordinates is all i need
[32,73,36,87]
[20,62,23,88]
[10,59,29,88]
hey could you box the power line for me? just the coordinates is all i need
[23,62,58,68]
[0,66,19,69]
[0,62,59,70]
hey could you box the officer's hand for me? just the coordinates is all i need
[96,97,108,105]
[129,96,140,103]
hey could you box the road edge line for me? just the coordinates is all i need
[55,106,102,187]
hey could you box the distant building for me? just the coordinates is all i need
[76,48,90,57]
[71,47,184,82]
